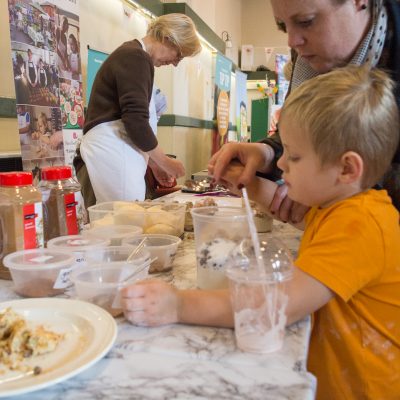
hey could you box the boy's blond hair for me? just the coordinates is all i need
[280,65,400,189]
[147,13,201,58]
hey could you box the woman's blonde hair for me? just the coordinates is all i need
[147,13,201,57]
[280,65,399,189]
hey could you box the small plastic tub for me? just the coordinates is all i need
[85,245,151,267]
[71,260,150,317]
[123,234,182,273]
[87,201,186,236]
[47,235,109,265]
[3,249,76,297]
[83,225,143,246]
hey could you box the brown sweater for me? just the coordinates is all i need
[84,39,158,152]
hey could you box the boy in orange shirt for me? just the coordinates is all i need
[121,66,400,399]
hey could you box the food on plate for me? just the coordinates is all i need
[0,308,64,373]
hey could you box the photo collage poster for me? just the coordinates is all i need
[7,0,83,179]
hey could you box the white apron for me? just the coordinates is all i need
[80,119,149,203]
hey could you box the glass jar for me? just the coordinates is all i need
[38,166,86,243]
[0,171,44,279]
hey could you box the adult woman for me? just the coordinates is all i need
[74,13,201,206]
[25,49,37,89]
[56,16,69,72]
[208,0,400,218]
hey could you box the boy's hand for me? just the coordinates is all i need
[121,280,180,327]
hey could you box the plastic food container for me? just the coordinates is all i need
[84,245,151,267]
[71,257,151,317]
[47,235,109,265]
[87,201,186,237]
[3,249,75,297]
[83,225,143,246]
[123,234,182,273]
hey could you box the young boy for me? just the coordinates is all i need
[121,66,400,399]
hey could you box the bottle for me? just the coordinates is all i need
[38,166,86,244]
[0,171,44,279]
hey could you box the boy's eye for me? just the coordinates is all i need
[297,19,314,28]
[288,155,300,162]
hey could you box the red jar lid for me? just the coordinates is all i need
[0,172,33,186]
[41,166,72,180]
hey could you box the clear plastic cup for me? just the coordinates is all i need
[226,238,293,354]
[190,206,250,289]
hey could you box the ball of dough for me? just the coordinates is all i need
[145,223,179,236]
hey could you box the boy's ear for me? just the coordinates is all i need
[338,151,364,184]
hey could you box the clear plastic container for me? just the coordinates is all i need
[47,234,109,265]
[3,248,75,297]
[85,245,151,267]
[72,259,151,317]
[38,166,86,244]
[0,172,44,280]
[83,225,143,246]
[123,234,182,273]
[87,201,186,237]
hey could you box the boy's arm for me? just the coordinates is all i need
[286,266,334,325]
[121,268,333,328]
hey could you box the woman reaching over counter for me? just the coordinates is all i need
[121,65,400,400]
[73,14,201,207]
[208,0,400,221]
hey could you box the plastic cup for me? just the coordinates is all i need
[190,206,250,290]
[226,238,293,354]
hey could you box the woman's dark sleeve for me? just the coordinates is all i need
[257,130,284,181]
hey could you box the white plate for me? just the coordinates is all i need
[0,298,117,397]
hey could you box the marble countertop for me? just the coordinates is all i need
[0,206,316,399]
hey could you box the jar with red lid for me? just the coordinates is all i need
[0,171,44,279]
[38,166,86,243]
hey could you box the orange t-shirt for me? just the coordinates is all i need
[295,190,400,400]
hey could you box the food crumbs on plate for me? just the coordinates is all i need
[0,308,64,374]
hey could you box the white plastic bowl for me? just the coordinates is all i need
[123,234,182,273]
[3,249,75,297]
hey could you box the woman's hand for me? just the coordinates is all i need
[148,146,185,179]
[121,280,180,327]
[269,183,309,226]
[208,142,275,187]
[161,156,185,179]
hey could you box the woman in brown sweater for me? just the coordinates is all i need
[74,14,201,205]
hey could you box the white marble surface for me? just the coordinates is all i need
[0,209,315,399]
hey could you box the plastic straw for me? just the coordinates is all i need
[241,187,264,272]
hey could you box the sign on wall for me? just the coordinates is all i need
[235,70,248,142]
[86,47,109,105]
[7,0,82,177]
[212,53,232,154]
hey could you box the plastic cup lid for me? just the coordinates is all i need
[47,235,109,251]
[3,249,75,270]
